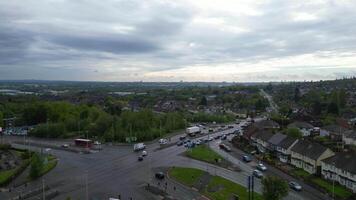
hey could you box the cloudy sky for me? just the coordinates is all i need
[1,0,356,82]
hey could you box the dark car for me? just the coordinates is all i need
[228,125,234,128]
[219,143,232,152]
[242,155,252,162]
[138,156,143,161]
[179,135,187,140]
[214,135,221,140]
[155,172,165,180]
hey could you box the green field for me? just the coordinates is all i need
[185,144,224,164]
[169,167,262,200]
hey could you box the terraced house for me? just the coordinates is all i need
[290,140,335,175]
[321,152,356,193]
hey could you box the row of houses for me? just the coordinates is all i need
[245,120,356,192]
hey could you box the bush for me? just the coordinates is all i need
[0,143,11,150]
[29,153,44,179]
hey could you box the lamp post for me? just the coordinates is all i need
[332,162,335,200]
[85,171,89,200]
[42,178,45,200]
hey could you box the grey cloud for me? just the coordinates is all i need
[0,0,355,81]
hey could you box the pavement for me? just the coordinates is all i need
[0,122,330,200]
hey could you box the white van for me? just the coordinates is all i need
[133,143,146,151]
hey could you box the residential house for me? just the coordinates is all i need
[254,120,280,130]
[291,140,335,175]
[276,136,299,163]
[251,130,274,153]
[320,124,348,138]
[267,133,287,152]
[343,130,356,146]
[287,121,314,137]
[321,152,356,192]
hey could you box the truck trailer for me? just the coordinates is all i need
[186,126,200,136]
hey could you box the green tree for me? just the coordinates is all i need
[29,153,44,179]
[327,102,339,115]
[199,96,208,106]
[0,111,3,127]
[294,87,301,102]
[286,127,302,138]
[312,100,322,115]
[262,176,289,200]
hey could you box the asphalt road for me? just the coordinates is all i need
[260,89,279,113]
[0,122,330,200]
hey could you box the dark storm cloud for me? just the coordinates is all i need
[48,34,159,54]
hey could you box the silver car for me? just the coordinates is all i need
[289,181,302,191]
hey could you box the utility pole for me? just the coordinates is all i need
[332,162,335,200]
[42,178,45,200]
[160,119,163,138]
[86,171,89,200]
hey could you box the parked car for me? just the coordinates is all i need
[138,156,143,161]
[176,141,183,146]
[289,181,302,191]
[214,135,221,140]
[253,170,263,178]
[228,125,234,128]
[256,163,267,171]
[195,139,202,145]
[242,155,252,162]
[142,151,147,157]
[179,135,187,140]
[155,172,165,180]
[219,144,231,152]
[183,139,191,144]
[221,134,227,140]
[61,144,69,148]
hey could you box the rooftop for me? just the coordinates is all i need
[291,139,331,160]
[323,152,356,174]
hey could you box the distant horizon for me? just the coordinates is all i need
[0,77,353,84]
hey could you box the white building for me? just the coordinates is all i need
[321,152,356,193]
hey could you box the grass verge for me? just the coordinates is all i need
[169,167,204,187]
[291,168,352,199]
[40,159,58,176]
[169,167,262,200]
[186,144,224,164]
[205,176,262,200]
[311,178,352,199]
[0,159,30,186]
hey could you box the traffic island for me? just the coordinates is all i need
[0,145,32,186]
[184,144,240,171]
[168,167,262,200]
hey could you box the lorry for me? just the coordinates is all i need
[186,126,200,136]
[133,143,146,151]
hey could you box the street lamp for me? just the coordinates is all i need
[332,162,335,200]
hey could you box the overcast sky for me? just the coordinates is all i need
[1,0,356,82]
